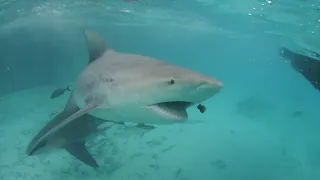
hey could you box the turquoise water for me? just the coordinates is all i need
[1,0,320,179]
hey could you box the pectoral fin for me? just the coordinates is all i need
[26,91,101,156]
[65,141,99,168]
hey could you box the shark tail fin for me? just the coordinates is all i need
[84,30,115,64]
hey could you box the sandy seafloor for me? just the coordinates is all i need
[0,85,320,180]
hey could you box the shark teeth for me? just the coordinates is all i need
[148,101,192,120]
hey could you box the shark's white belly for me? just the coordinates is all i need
[87,105,186,125]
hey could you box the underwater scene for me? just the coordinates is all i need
[1,0,320,180]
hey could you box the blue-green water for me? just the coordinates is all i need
[1,0,320,179]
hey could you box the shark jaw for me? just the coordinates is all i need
[147,101,192,120]
[144,81,223,122]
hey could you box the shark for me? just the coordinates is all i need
[26,30,223,168]
[280,47,320,91]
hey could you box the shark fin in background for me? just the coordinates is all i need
[280,47,320,91]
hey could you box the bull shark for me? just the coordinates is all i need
[26,30,223,168]
[280,47,320,91]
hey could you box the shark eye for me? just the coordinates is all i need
[169,78,175,85]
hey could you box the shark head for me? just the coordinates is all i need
[72,30,223,124]
[108,55,222,122]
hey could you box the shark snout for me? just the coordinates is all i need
[217,81,223,87]
[192,78,223,102]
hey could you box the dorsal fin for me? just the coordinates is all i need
[84,30,114,64]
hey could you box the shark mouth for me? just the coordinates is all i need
[147,101,193,120]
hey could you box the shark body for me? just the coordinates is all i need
[280,47,320,91]
[26,30,223,168]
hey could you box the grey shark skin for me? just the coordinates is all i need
[74,30,223,125]
[26,30,222,168]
